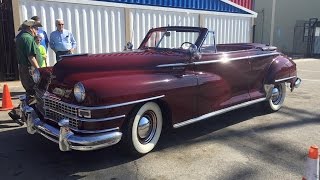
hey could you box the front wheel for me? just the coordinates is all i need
[265,83,286,112]
[123,102,163,155]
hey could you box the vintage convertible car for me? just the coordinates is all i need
[20,26,301,155]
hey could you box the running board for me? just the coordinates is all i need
[173,98,267,128]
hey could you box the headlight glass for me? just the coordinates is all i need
[31,68,40,83]
[74,82,86,102]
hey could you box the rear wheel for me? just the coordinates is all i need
[123,102,163,155]
[265,83,286,112]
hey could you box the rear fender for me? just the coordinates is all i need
[263,55,295,98]
[264,56,293,85]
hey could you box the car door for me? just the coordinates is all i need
[195,46,251,117]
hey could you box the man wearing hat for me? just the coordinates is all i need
[8,19,43,125]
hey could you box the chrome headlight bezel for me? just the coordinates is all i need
[31,68,40,83]
[73,82,86,102]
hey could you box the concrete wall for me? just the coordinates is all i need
[254,0,320,54]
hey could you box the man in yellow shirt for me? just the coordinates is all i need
[35,35,47,67]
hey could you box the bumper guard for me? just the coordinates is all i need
[19,95,122,151]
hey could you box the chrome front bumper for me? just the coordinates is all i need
[19,96,122,151]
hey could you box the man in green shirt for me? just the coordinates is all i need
[9,19,42,125]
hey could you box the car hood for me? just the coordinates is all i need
[52,49,188,84]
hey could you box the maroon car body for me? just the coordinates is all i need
[20,26,301,154]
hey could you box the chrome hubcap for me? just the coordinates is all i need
[271,85,282,105]
[137,110,157,144]
[138,117,151,139]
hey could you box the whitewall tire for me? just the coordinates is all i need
[124,102,163,155]
[265,83,286,112]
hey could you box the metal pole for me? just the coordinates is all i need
[270,0,276,45]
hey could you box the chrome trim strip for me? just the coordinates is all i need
[156,52,280,68]
[275,76,296,82]
[43,94,165,110]
[60,53,90,58]
[194,52,280,65]
[45,116,120,134]
[44,107,126,122]
[90,95,165,109]
[157,63,189,68]
[71,127,120,134]
[79,115,126,122]
[173,98,267,128]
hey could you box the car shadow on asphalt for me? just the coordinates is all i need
[157,104,319,179]
[0,103,318,179]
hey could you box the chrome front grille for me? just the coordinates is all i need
[35,90,79,129]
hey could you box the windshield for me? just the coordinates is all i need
[142,29,201,49]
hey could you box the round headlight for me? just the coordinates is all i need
[74,82,86,102]
[31,68,40,83]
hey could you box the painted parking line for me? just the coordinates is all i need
[299,70,320,73]
[293,58,320,62]
[301,79,320,82]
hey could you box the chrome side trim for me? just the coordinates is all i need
[43,94,165,110]
[157,63,190,68]
[173,98,267,128]
[79,115,126,122]
[194,52,280,65]
[94,95,165,109]
[156,52,280,68]
[275,76,296,83]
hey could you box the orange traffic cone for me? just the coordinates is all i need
[302,145,319,180]
[0,84,14,111]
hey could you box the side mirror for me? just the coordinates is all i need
[124,42,133,51]
[189,44,201,60]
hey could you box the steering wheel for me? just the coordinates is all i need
[180,42,193,49]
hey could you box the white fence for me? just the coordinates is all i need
[19,0,253,66]
[202,15,251,44]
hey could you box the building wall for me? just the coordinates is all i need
[230,0,253,10]
[254,0,320,54]
[18,0,254,66]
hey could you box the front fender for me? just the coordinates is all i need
[81,73,196,106]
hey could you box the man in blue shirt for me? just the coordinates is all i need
[49,19,77,62]
[31,16,49,51]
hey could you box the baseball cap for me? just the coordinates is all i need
[21,19,42,28]
[31,16,40,21]
[18,19,43,31]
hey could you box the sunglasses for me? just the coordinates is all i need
[58,24,64,26]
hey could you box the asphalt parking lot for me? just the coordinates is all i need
[0,59,319,180]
